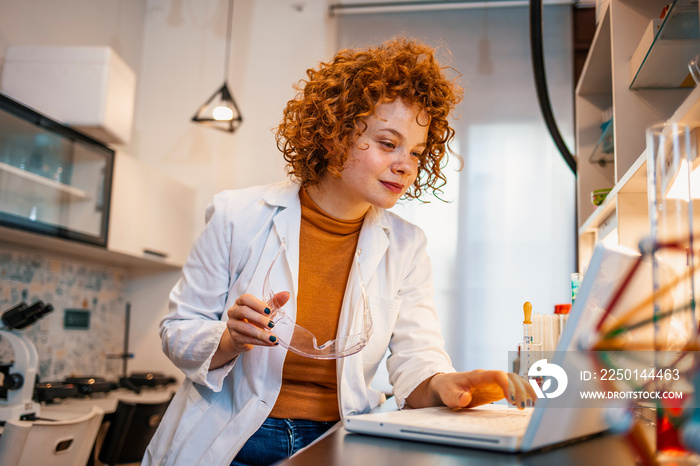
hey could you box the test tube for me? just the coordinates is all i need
[554,303,571,343]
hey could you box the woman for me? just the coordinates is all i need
[145,37,535,466]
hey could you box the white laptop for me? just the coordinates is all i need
[345,242,650,452]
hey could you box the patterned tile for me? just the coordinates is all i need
[0,244,126,382]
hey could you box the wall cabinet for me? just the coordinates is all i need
[0,95,194,273]
[0,93,114,246]
[1,46,136,145]
[576,0,700,269]
[108,152,194,269]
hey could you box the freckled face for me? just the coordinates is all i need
[313,99,429,219]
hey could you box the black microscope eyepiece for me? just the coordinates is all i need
[1,301,54,330]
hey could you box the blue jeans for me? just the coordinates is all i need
[230,417,337,466]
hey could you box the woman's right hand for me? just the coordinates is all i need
[210,291,291,370]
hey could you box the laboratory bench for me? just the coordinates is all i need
[40,386,175,418]
[279,425,642,466]
[277,397,665,466]
[0,386,175,428]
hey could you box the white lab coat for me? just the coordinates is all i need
[144,180,455,466]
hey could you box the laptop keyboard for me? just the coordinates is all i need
[406,406,533,436]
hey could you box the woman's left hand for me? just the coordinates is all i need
[407,370,537,410]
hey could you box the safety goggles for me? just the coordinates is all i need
[262,240,373,359]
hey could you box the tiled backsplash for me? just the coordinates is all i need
[0,244,127,381]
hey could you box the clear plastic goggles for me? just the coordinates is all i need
[263,240,373,359]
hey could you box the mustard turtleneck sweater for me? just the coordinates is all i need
[269,188,365,421]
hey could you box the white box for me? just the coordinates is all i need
[1,46,136,144]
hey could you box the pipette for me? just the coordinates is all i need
[523,301,533,349]
[523,301,533,375]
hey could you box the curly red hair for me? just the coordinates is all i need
[275,37,463,200]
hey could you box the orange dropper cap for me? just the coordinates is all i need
[523,301,532,324]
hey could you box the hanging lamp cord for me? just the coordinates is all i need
[223,0,233,82]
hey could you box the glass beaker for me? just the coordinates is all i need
[646,122,699,457]
[647,123,698,338]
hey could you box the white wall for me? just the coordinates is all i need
[134,0,336,222]
[0,0,146,73]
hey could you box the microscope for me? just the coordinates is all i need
[0,301,53,422]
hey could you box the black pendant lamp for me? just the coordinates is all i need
[192,0,243,133]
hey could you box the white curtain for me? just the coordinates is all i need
[337,4,576,375]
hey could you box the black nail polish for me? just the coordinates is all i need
[268,320,275,328]
[521,401,524,408]
[269,335,277,343]
[264,307,271,315]
[274,342,279,346]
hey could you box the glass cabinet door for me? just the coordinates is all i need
[0,94,113,246]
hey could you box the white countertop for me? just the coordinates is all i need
[40,386,176,419]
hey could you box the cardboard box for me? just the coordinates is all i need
[1,46,136,144]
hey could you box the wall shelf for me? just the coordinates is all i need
[0,161,91,202]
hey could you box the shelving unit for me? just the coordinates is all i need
[575,0,698,270]
[0,160,90,202]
